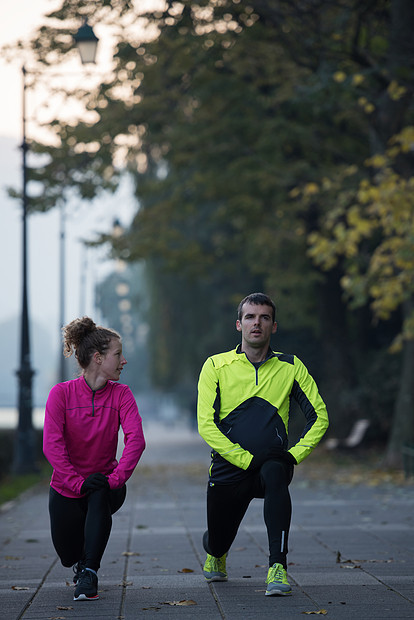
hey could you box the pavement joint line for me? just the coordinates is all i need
[118,488,137,620]
[14,556,58,620]
[356,568,414,604]
[155,480,229,619]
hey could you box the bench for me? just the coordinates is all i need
[325,419,370,450]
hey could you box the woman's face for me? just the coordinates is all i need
[99,338,127,382]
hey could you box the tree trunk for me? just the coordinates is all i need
[374,0,414,467]
[316,267,359,436]
[383,299,414,468]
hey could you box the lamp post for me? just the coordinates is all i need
[13,21,99,471]
[59,202,66,382]
[13,65,36,473]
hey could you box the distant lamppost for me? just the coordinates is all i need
[13,21,99,471]
[58,202,66,382]
[13,65,36,473]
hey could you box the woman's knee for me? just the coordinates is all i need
[109,485,127,514]
[87,487,111,507]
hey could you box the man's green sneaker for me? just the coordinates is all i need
[265,562,292,596]
[203,553,228,582]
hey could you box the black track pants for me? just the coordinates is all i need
[203,459,293,568]
[49,485,126,572]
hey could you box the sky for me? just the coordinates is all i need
[0,1,136,404]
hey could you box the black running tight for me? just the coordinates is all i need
[204,459,293,568]
[49,485,126,572]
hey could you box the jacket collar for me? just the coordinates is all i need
[235,344,276,363]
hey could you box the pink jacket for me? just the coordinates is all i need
[43,376,146,498]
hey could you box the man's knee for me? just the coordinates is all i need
[261,459,291,485]
[203,530,227,558]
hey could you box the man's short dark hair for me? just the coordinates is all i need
[237,293,276,323]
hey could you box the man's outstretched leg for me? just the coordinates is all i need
[203,480,252,582]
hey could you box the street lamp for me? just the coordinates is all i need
[13,65,36,473]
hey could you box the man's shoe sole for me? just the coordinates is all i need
[204,574,228,582]
[265,588,292,596]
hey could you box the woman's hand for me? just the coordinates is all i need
[80,473,109,494]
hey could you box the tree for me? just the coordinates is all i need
[304,1,414,464]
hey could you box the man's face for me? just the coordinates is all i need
[236,302,277,348]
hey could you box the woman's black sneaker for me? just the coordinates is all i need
[73,569,99,601]
[72,561,85,584]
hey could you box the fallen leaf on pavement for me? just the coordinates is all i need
[57,606,73,610]
[142,607,161,611]
[11,586,29,590]
[122,551,140,556]
[163,599,197,606]
[302,610,328,615]
[178,568,194,573]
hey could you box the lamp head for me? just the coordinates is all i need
[74,20,99,64]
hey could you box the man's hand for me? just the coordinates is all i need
[81,473,109,494]
[248,447,297,470]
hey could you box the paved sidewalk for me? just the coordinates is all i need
[1,423,413,619]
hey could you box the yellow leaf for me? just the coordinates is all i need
[387,80,407,101]
[365,154,387,168]
[303,182,319,196]
[333,71,346,83]
[352,73,364,86]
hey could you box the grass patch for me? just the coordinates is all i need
[0,464,51,506]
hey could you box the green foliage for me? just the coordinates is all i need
[307,138,414,350]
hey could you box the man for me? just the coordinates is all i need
[197,292,329,596]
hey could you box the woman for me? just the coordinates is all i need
[43,317,146,601]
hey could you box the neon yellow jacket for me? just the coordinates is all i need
[197,346,329,483]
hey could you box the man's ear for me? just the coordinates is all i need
[236,319,242,332]
[272,322,278,334]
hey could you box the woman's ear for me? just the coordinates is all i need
[93,351,102,364]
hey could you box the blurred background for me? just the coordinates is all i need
[0,0,413,476]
